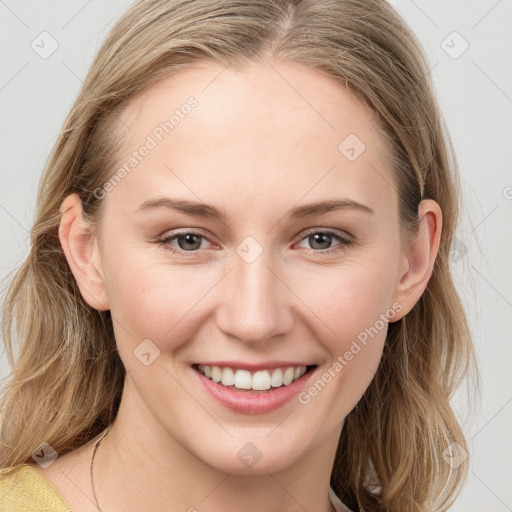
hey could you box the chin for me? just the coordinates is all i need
[188,434,304,475]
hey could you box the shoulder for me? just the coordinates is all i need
[0,464,72,512]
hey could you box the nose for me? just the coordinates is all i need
[215,245,294,346]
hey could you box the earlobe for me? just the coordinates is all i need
[58,193,110,311]
[391,199,442,321]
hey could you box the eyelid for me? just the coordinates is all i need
[293,227,354,255]
[156,229,218,255]
[297,226,353,242]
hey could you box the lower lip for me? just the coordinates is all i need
[194,366,317,415]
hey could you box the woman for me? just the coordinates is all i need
[0,0,475,510]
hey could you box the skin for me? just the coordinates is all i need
[33,59,441,512]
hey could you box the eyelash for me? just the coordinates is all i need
[156,228,353,257]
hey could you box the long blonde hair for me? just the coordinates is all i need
[1,1,476,510]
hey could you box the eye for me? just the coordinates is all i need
[295,228,353,255]
[157,231,213,255]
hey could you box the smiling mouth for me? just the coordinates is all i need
[192,364,317,393]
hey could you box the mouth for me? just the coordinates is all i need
[192,362,318,414]
[192,363,317,393]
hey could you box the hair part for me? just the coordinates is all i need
[1,1,476,510]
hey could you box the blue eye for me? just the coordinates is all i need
[157,228,353,256]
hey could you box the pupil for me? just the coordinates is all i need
[311,233,331,250]
[179,234,201,250]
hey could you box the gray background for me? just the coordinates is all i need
[1,0,511,509]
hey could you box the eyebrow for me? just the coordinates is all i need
[135,197,374,220]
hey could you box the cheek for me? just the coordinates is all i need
[101,246,215,351]
[297,255,399,344]
[292,253,400,401]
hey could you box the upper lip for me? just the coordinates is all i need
[194,361,316,371]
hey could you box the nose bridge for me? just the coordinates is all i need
[217,239,291,344]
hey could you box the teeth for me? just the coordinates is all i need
[197,364,309,391]
[252,370,271,391]
[221,367,235,386]
[211,365,222,383]
[271,368,283,387]
[234,369,252,389]
[282,367,294,385]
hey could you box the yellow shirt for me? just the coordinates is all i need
[0,464,72,512]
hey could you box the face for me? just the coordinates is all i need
[85,60,411,473]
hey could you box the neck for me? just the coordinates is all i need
[94,377,341,512]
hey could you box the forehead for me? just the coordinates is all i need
[107,59,396,218]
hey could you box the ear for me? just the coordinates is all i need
[391,199,442,321]
[58,193,109,311]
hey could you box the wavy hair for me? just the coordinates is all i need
[1,1,476,510]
